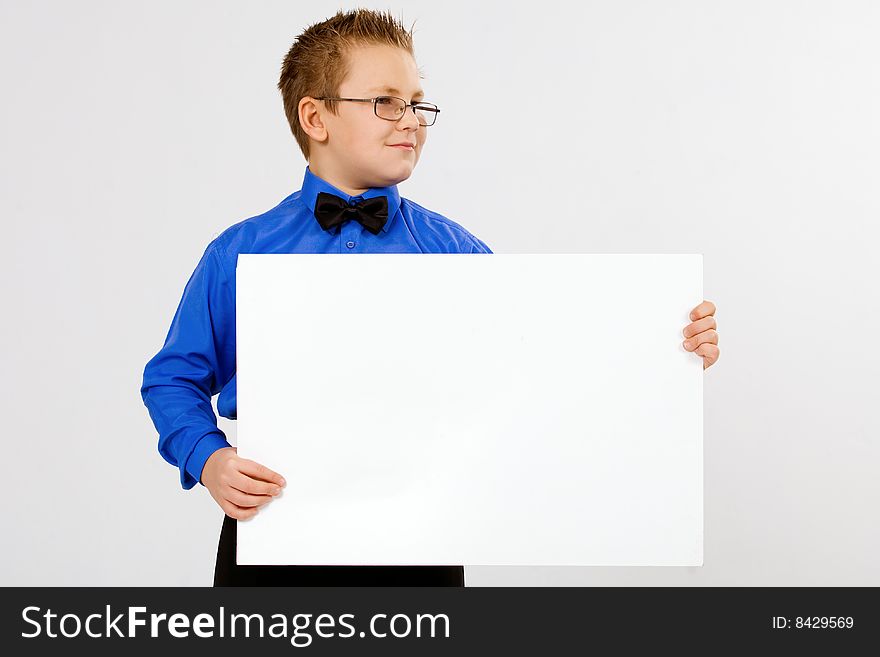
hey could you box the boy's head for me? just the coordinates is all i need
[278,9,430,194]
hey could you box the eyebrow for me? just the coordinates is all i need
[371,86,425,100]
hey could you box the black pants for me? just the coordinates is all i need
[212,514,465,586]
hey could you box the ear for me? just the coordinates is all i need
[298,96,329,143]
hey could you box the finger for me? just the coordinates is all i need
[689,300,717,321]
[695,343,720,368]
[682,315,717,339]
[231,471,283,497]
[224,485,275,509]
[221,500,259,521]
[235,458,286,487]
[683,329,719,351]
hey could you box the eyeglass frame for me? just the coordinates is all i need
[312,95,441,126]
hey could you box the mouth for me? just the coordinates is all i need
[388,143,415,151]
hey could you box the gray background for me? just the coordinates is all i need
[1,0,877,586]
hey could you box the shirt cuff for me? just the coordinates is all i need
[183,432,233,489]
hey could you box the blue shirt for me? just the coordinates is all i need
[141,165,493,490]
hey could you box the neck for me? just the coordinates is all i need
[308,161,369,197]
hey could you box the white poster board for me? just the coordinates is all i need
[236,254,703,566]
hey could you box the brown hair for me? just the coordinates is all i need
[278,9,419,161]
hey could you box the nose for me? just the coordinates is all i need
[397,105,421,131]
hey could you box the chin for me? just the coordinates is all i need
[377,165,415,187]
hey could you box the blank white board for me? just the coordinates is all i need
[236,254,703,566]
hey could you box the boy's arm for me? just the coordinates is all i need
[141,241,237,490]
[467,234,493,254]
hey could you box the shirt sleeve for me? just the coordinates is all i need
[140,241,236,490]
[468,235,494,254]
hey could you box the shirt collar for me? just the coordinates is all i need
[300,165,400,234]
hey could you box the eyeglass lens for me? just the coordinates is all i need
[375,96,438,126]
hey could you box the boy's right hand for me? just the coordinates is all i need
[200,447,286,520]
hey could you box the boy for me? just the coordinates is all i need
[141,9,720,587]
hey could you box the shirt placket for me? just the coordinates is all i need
[340,196,363,252]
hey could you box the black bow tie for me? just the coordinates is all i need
[314,191,389,235]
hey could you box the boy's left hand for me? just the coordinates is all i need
[682,300,720,370]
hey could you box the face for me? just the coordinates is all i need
[301,44,429,194]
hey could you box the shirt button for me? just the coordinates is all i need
[345,241,356,249]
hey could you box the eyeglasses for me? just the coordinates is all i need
[313,95,440,126]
